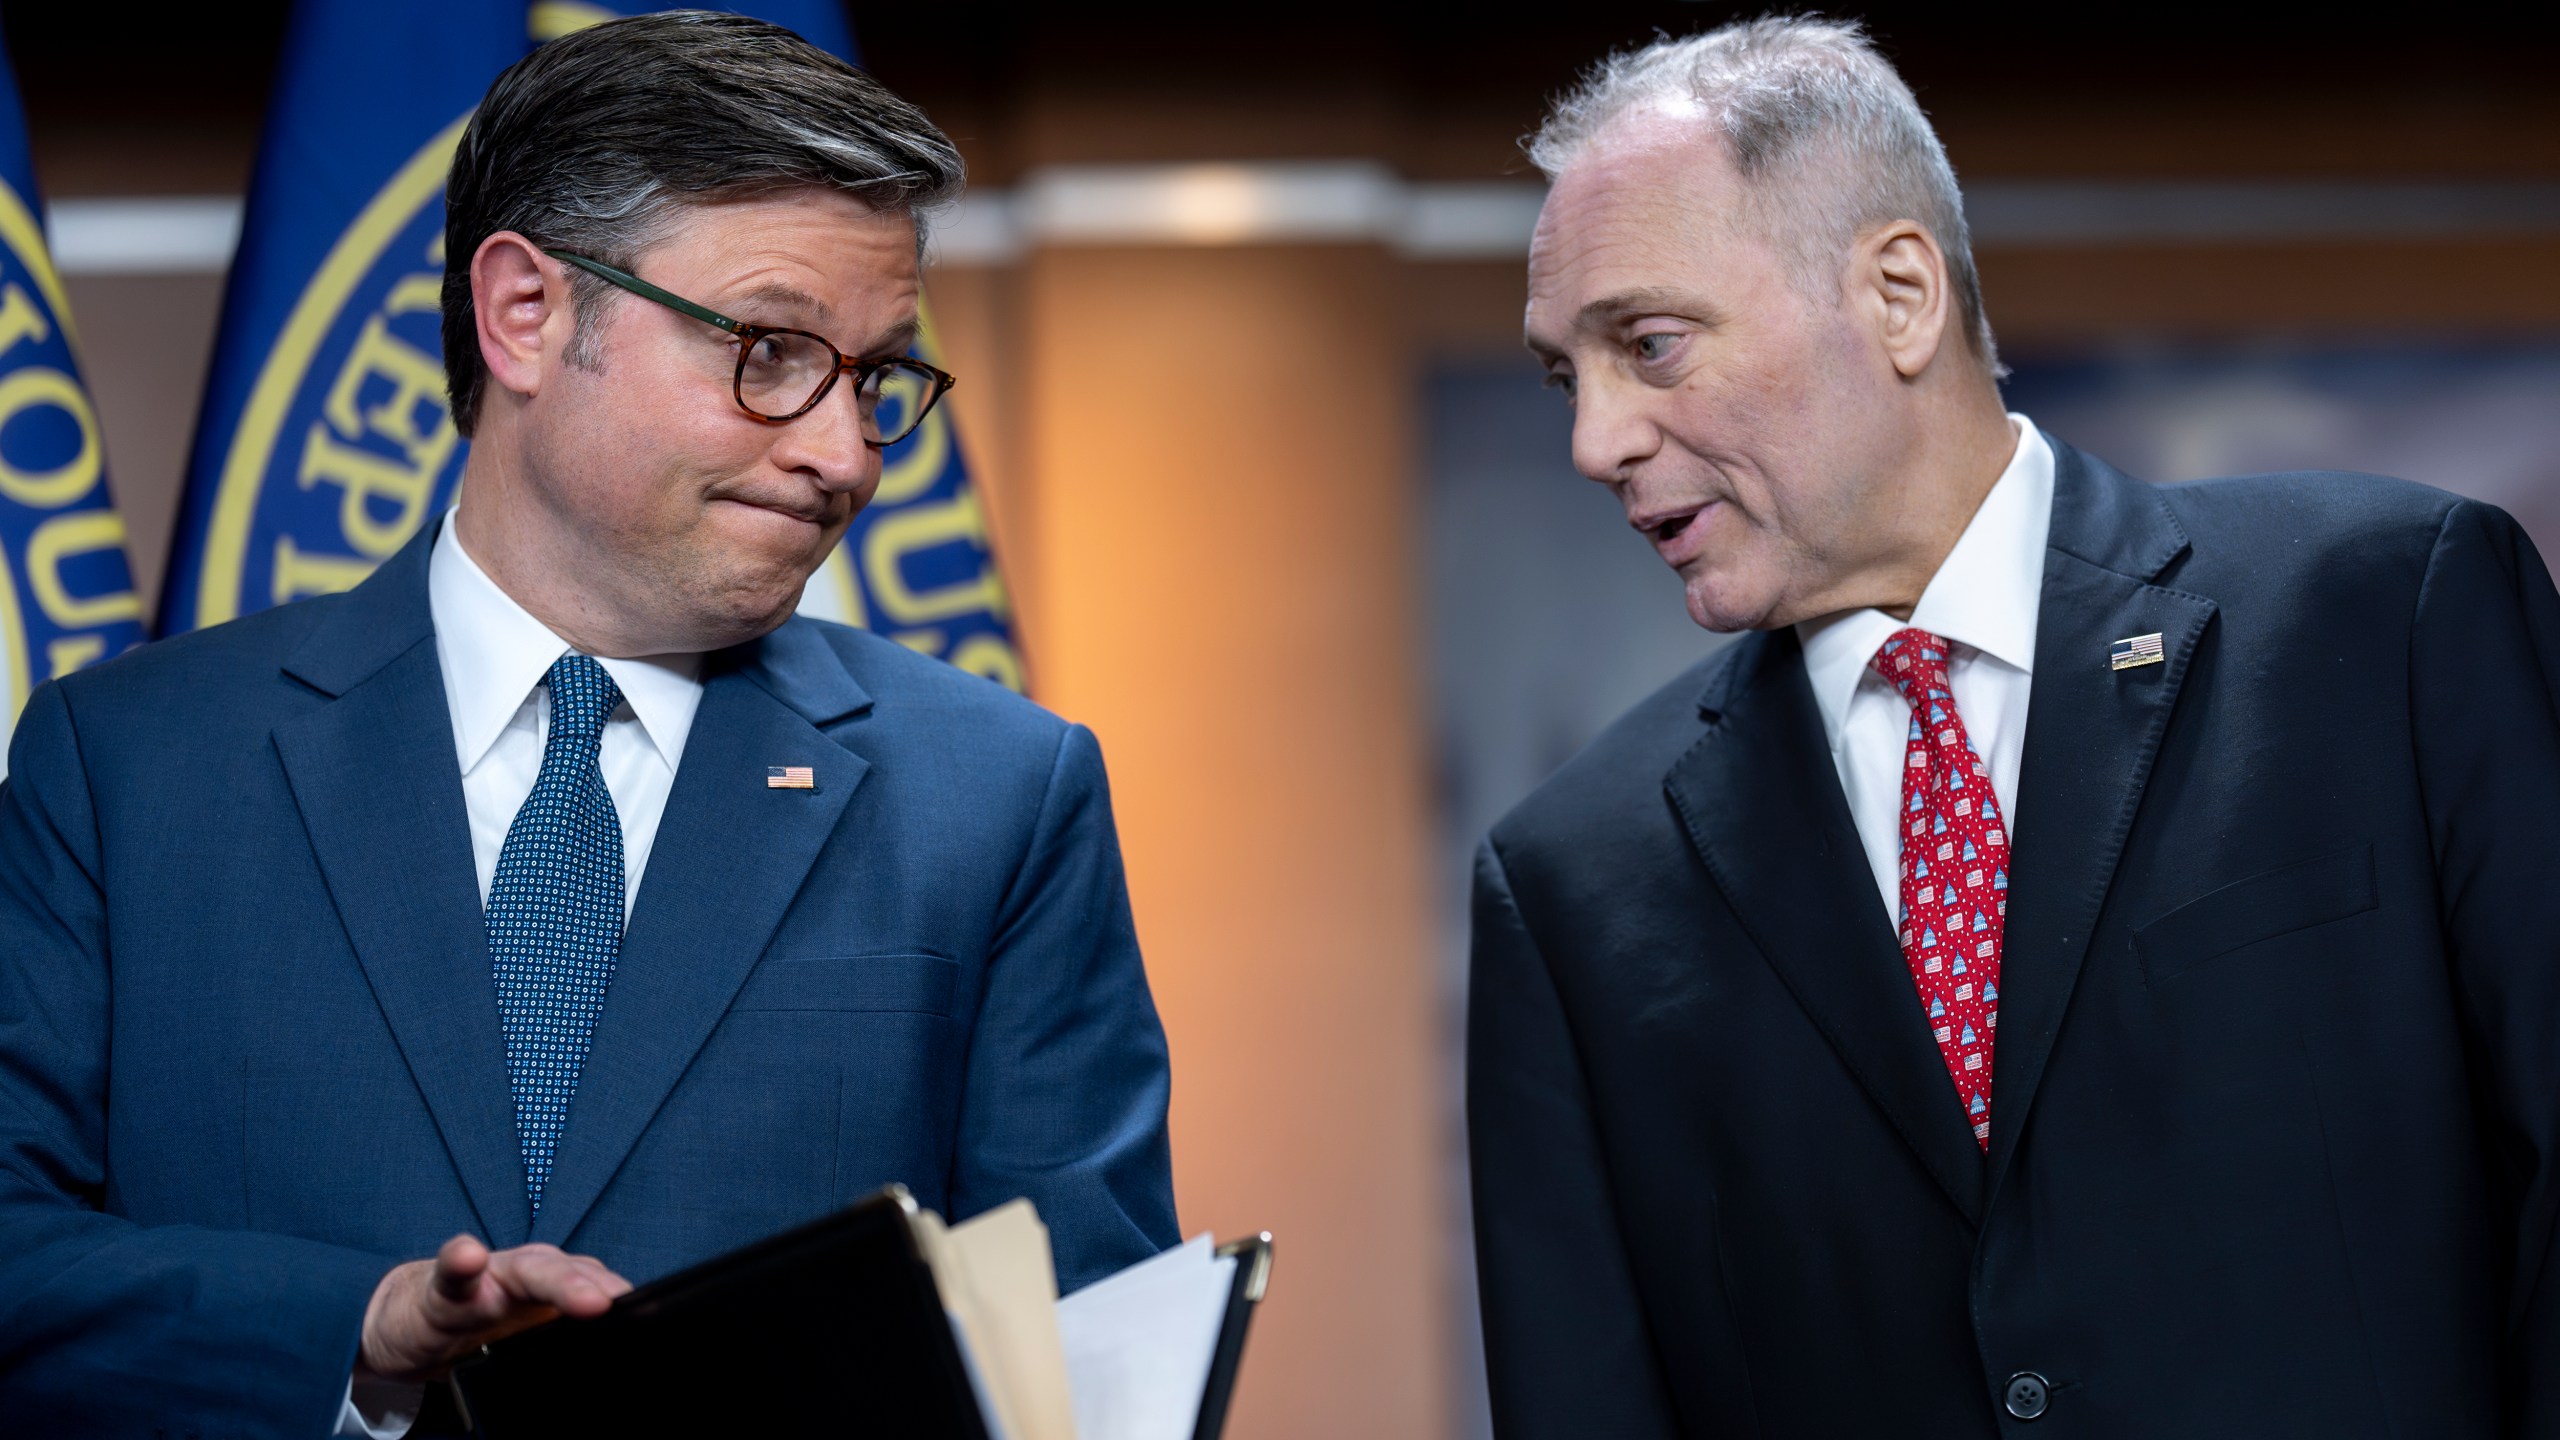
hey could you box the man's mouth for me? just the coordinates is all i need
[1630,502,1713,562]
[716,494,831,526]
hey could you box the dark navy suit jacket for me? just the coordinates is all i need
[1471,439,2560,1437]
[0,524,1177,1436]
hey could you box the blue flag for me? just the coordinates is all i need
[0,29,146,768]
[162,1,1023,693]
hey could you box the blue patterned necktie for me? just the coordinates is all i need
[487,653,626,1217]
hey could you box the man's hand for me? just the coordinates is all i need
[357,1235,632,1383]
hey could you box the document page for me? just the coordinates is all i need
[1056,1235,1238,1440]
[913,1200,1079,1440]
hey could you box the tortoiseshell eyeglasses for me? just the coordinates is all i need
[546,249,954,448]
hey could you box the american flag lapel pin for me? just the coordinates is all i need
[766,765,816,790]
[2109,633,2165,672]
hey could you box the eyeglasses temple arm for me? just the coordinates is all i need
[544,249,749,336]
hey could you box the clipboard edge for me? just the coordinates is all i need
[1192,1232,1273,1440]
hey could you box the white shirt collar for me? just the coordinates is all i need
[427,515,706,777]
[1795,415,2057,750]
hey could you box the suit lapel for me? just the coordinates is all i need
[1666,630,1988,1223]
[532,620,872,1245]
[1985,438,2215,1193]
[272,525,532,1246]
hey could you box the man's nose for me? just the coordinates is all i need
[767,377,878,492]
[1568,376,1659,485]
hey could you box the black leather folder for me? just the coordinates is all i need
[448,1185,1270,1440]
[452,1187,989,1437]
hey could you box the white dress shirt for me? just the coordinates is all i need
[339,515,709,1439]
[1794,416,2056,926]
[428,518,705,915]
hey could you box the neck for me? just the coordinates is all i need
[1852,386,2019,624]
[452,440,653,658]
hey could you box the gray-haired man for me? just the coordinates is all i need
[0,14,1175,1435]
[1472,16,2560,1437]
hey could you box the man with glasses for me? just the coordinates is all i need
[0,14,1176,1436]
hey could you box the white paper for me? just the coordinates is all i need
[1056,1235,1237,1440]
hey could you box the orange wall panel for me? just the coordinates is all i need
[1022,244,1448,1440]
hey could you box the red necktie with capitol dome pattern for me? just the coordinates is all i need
[1871,629,2008,1149]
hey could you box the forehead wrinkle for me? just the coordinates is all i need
[724,278,836,327]
[1528,145,1768,362]
[1530,149,1727,298]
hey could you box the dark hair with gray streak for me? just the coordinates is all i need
[440,9,966,435]
[1531,16,2001,376]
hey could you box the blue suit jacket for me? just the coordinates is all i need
[0,524,1177,1436]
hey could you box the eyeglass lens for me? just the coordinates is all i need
[736,331,939,443]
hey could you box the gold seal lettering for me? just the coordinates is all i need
[322,303,457,476]
[296,426,441,560]
[0,283,50,357]
[862,490,1011,627]
[0,366,101,510]
[24,509,139,629]
[270,535,378,603]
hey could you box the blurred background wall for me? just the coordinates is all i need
[12,5,2558,1436]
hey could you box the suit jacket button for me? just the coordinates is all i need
[2004,1371,2051,1420]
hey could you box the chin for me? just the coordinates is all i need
[1682,575,1782,635]
[723,583,810,637]
[665,568,806,651]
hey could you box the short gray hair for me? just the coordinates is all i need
[1530,16,2000,374]
[441,9,967,435]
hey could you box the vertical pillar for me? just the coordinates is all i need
[1023,243,1447,1439]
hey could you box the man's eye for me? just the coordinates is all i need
[1542,370,1578,401]
[1633,332,1680,363]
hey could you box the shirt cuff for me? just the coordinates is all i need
[336,1374,425,1439]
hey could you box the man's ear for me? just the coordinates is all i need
[1861,219,1952,380]
[472,232,571,403]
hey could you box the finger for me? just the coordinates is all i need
[570,1252,636,1300]
[428,1234,493,1305]
[544,1255,626,1317]
[481,1243,569,1304]
[489,1246,626,1317]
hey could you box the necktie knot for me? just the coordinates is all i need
[546,653,622,748]
[1870,627,1952,704]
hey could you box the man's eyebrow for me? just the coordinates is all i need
[1526,285,1716,356]
[723,281,918,357]
[1576,286,1712,330]
[853,318,922,360]
[726,280,835,327]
